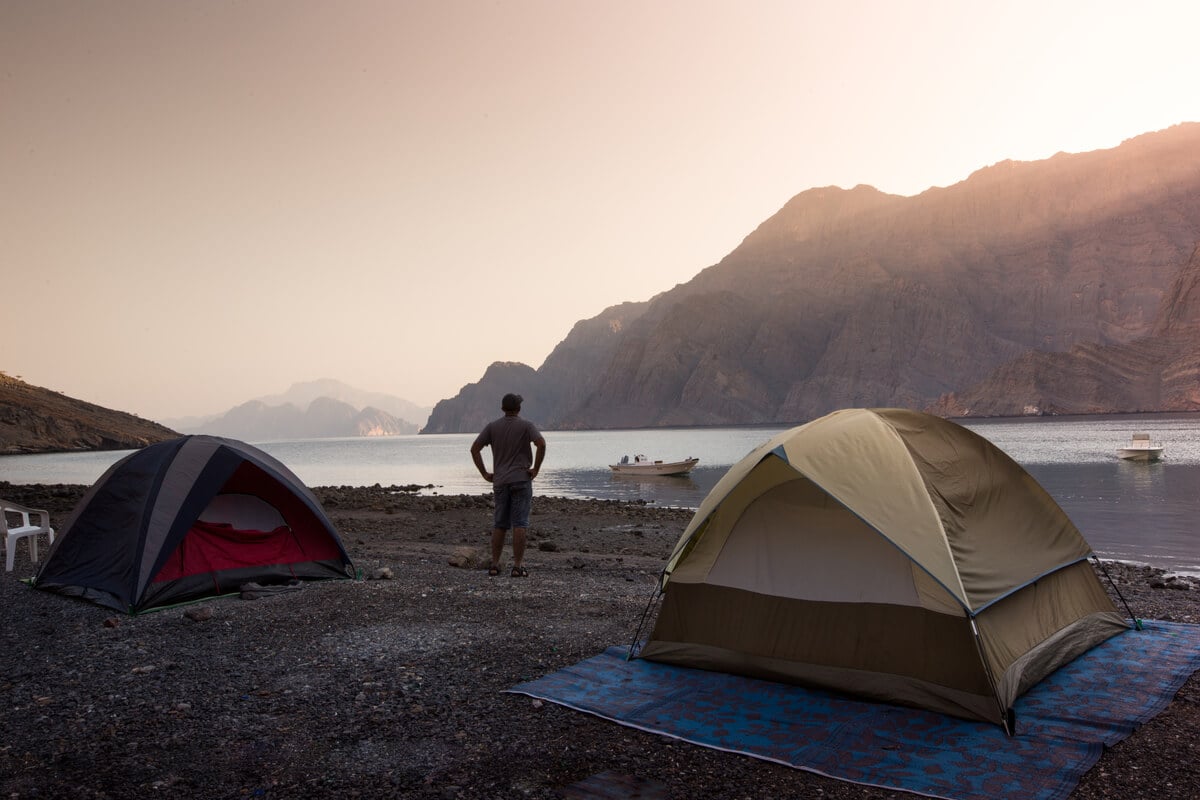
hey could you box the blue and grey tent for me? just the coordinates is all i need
[35,435,353,613]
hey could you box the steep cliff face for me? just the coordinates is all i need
[929,243,1200,417]
[421,362,542,434]
[534,300,653,428]
[0,374,178,454]
[1153,243,1200,338]
[431,123,1200,430]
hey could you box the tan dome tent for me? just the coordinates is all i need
[637,408,1129,733]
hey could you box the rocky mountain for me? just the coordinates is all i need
[251,378,430,425]
[189,396,417,441]
[422,302,650,434]
[422,362,542,434]
[929,243,1200,416]
[0,373,178,454]
[169,379,428,440]
[427,123,1200,431]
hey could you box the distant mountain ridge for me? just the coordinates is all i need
[0,373,178,454]
[253,378,430,423]
[168,379,430,441]
[425,123,1200,432]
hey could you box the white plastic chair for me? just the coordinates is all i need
[2,500,55,572]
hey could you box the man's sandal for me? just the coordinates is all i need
[511,566,528,578]
[488,565,500,576]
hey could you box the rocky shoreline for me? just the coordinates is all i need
[2,483,1198,799]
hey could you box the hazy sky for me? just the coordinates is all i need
[4,1,1199,422]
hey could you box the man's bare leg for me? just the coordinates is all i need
[512,527,527,569]
[490,527,506,573]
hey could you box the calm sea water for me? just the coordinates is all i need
[2,414,1198,575]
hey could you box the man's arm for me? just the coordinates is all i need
[470,441,493,482]
[529,436,546,479]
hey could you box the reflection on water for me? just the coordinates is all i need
[1029,462,1200,577]
[1116,459,1168,494]
[537,467,705,507]
[608,473,700,490]
[2,415,1198,575]
[606,472,700,503]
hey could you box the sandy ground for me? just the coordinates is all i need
[2,483,1198,799]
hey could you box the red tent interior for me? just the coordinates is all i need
[152,461,343,583]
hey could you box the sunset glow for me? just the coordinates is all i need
[3,0,1199,420]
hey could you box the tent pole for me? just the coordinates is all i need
[1091,555,1143,630]
[969,617,1016,736]
[629,517,709,659]
[627,571,668,660]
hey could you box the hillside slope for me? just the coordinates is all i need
[0,373,178,454]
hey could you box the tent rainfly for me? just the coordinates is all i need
[35,435,354,613]
[636,408,1130,733]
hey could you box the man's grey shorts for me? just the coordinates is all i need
[493,481,532,530]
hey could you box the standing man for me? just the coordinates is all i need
[470,393,546,577]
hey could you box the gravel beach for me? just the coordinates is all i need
[2,482,1198,799]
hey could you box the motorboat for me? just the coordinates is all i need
[609,454,699,476]
[1118,433,1163,462]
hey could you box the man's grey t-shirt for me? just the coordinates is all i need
[473,415,543,485]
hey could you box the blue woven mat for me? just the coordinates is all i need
[508,621,1200,800]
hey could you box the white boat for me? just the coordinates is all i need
[1118,433,1164,462]
[609,454,700,476]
